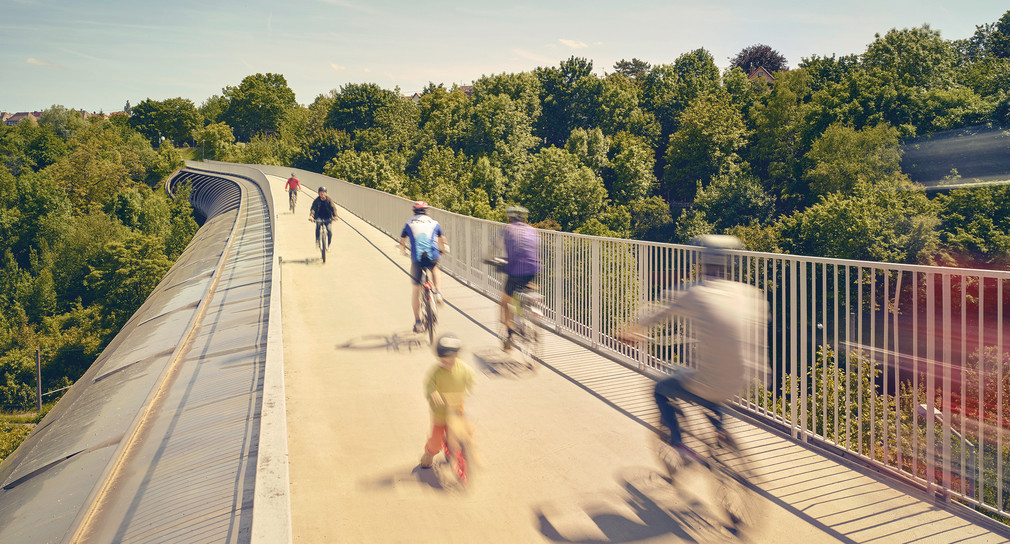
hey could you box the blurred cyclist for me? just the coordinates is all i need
[285,172,301,208]
[308,186,339,248]
[400,201,448,333]
[620,235,767,465]
[497,205,540,351]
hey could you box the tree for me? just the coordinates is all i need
[663,91,748,203]
[221,73,298,141]
[536,57,600,146]
[83,233,172,329]
[934,186,1010,268]
[128,97,202,146]
[565,127,609,173]
[192,122,235,160]
[730,44,788,74]
[603,132,656,205]
[518,146,607,231]
[990,10,1010,58]
[613,58,651,83]
[804,123,903,197]
[324,149,407,195]
[675,173,774,241]
[199,95,229,125]
[775,179,940,264]
[325,82,398,136]
[38,105,88,140]
[861,25,956,89]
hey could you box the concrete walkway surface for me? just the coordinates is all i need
[269,176,1009,543]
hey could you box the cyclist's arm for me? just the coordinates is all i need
[438,235,447,253]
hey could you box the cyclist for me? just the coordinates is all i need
[285,173,301,208]
[308,186,339,248]
[400,201,447,333]
[496,205,540,351]
[619,235,767,466]
[419,333,475,469]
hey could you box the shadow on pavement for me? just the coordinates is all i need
[472,347,538,379]
[336,332,429,352]
[533,467,753,544]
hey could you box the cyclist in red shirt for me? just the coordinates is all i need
[285,173,301,211]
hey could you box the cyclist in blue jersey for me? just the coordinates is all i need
[400,201,448,333]
[498,205,540,350]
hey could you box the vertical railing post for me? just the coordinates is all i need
[36,348,42,412]
[591,239,601,349]
[554,234,564,333]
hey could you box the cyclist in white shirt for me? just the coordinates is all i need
[399,201,448,332]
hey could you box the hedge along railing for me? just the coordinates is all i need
[307,169,1010,520]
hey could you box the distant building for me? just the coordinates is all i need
[3,111,43,126]
[747,66,775,83]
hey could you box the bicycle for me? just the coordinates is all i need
[654,384,757,535]
[289,189,298,213]
[418,267,438,344]
[439,393,476,486]
[486,257,543,366]
[315,219,331,263]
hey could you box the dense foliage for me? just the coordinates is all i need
[0,112,195,423]
[180,11,1010,268]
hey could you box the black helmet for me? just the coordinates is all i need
[435,333,463,357]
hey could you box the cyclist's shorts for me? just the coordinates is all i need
[505,274,536,297]
[411,255,439,284]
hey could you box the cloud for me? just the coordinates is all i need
[330,63,346,71]
[26,57,58,67]
[559,39,588,49]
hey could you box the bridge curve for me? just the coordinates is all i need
[0,161,1007,542]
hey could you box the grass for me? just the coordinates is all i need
[0,405,53,462]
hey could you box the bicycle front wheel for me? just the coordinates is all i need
[425,292,436,343]
[320,229,328,263]
[711,437,756,533]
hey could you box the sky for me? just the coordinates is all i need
[1,0,1008,114]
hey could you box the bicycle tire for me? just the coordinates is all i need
[711,436,755,531]
[289,191,296,213]
[425,292,436,344]
[320,227,328,263]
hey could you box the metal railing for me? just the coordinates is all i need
[320,173,1010,520]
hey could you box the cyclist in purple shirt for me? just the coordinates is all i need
[498,205,540,350]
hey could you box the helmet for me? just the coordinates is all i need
[435,333,463,357]
[691,234,742,277]
[318,186,327,193]
[413,201,429,214]
[505,205,528,222]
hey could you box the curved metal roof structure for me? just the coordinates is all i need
[0,163,290,544]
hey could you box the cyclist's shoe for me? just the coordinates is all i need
[434,290,444,306]
[419,453,433,469]
[503,329,515,351]
[413,320,424,333]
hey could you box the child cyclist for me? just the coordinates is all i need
[420,333,475,470]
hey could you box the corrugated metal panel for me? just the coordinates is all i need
[0,164,285,544]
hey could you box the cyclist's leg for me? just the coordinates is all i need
[410,261,423,327]
[314,222,321,245]
[654,375,689,446]
[325,221,333,244]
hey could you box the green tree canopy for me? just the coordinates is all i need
[221,73,298,141]
[519,146,607,231]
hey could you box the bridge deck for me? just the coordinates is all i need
[270,176,1006,543]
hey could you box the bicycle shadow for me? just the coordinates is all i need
[357,460,470,494]
[472,346,538,379]
[278,256,324,265]
[533,466,745,543]
[336,331,429,352]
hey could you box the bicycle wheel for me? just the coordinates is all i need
[710,434,756,533]
[425,291,436,344]
[320,228,328,263]
[443,414,471,486]
[289,191,296,213]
